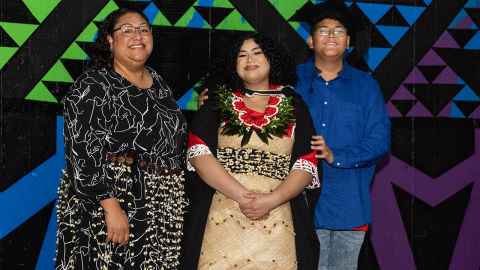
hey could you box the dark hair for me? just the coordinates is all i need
[308,1,356,41]
[222,33,296,90]
[90,8,150,69]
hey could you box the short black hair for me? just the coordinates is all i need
[308,1,356,40]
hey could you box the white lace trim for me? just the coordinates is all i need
[187,144,212,171]
[292,158,321,189]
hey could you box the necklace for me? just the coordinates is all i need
[242,87,285,96]
[218,85,295,146]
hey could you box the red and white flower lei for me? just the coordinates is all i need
[231,91,282,129]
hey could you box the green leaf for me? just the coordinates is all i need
[257,131,269,144]
[241,129,253,146]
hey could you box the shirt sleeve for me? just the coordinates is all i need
[186,132,213,171]
[186,91,220,171]
[63,72,115,202]
[329,78,391,169]
[290,93,321,189]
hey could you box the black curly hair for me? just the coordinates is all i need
[223,33,297,90]
[90,8,150,69]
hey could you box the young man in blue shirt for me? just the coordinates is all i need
[297,2,391,270]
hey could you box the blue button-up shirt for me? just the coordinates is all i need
[296,59,391,229]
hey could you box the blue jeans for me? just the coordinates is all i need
[316,229,366,270]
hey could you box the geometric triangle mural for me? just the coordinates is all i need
[3,1,480,270]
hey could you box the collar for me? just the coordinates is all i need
[306,57,353,80]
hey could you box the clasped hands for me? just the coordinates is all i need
[237,191,279,220]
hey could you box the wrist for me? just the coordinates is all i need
[268,191,282,209]
[100,197,121,212]
[234,189,251,204]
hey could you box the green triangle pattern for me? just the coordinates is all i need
[215,9,254,31]
[195,0,234,8]
[0,47,18,69]
[186,90,199,110]
[268,0,308,19]
[61,42,89,60]
[152,9,172,26]
[94,0,119,22]
[0,22,38,46]
[25,81,58,103]
[175,7,212,29]
[76,22,98,42]
[22,0,61,23]
[42,60,74,82]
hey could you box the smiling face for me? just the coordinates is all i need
[235,38,271,89]
[107,12,153,68]
[308,18,350,61]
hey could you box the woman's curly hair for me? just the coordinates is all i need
[90,8,149,70]
[223,33,297,90]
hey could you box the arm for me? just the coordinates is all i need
[241,170,312,220]
[187,93,251,206]
[242,94,320,219]
[64,72,128,244]
[63,74,115,202]
[190,153,251,204]
[328,79,390,169]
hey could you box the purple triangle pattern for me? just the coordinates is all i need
[403,67,429,84]
[391,85,417,100]
[470,105,480,119]
[407,102,433,117]
[418,49,446,66]
[434,31,461,48]
[438,102,453,117]
[433,66,461,84]
[387,102,403,117]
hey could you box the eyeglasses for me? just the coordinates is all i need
[112,24,152,37]
[315,27,347,37]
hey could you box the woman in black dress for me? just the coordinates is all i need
[55,8,187,269]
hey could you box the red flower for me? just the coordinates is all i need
[268,96,281,106]
[232,99,247,110]
[232,94,284,129]
[264,106,278,117]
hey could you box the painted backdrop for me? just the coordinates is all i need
[1,0,479,269]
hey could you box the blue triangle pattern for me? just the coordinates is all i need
[300,21,311,33]
[35,208,56,270]
[187,10,209,28]
[454,85,480,101]
[198,0,214,7]
[423,0,433,6]
[357,3,392,24]
[465,0,480,8]
[396,5,425,26]
[144,2,159,24]
[450,103,466,118]
[448,9,478,29]
[364,47,390,70]
[464,31,480,49]
[0,117,64,239]
[376,25,409,46]
[295,23,310,41]
[177,88,194,110]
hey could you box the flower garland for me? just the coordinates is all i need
[218,85,295,146]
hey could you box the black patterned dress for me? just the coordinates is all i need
[55,67,188,270]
